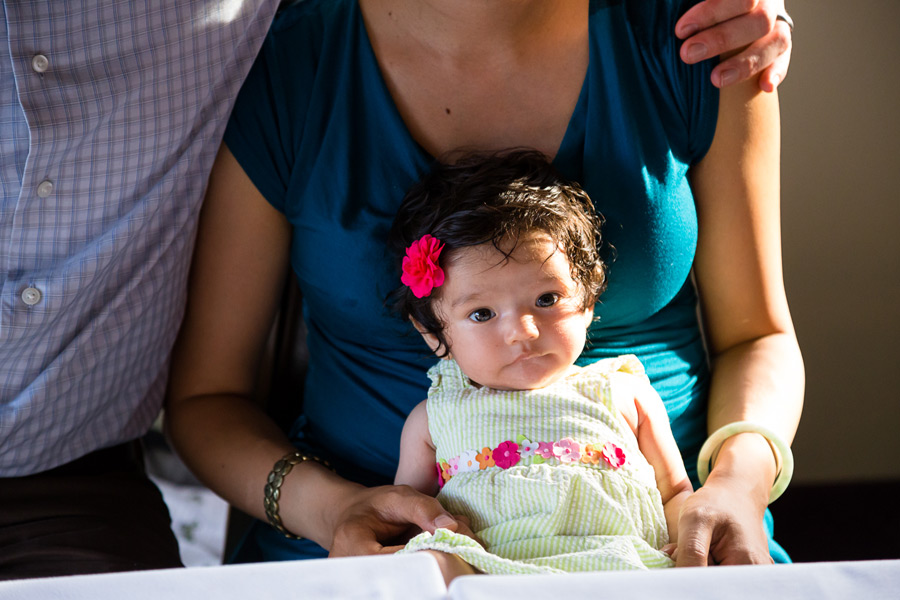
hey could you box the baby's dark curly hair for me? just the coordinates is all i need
[387,149,606,357]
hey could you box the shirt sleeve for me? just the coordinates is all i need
[223,20,304,213]
[625,0,719,165]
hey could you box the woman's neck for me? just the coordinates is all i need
[364,0,586,60]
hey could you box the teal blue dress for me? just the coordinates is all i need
[223,0,788,563]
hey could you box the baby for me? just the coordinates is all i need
[387,150,692,576]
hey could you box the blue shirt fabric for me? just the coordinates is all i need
[0,0,279,475]
[225,0,788,562]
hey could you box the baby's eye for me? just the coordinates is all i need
[468,308,495,323]
[536,293,560,308]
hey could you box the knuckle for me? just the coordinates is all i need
[382,485,414,506]
[711,0,754,14]
[681,537,709,559]
[749,9,773,33]
[707,30,730,53]
[747,549,775,565]
[330,527,352,552]
[682,504,716,526]
[741,0,760,14]
[714,0,760,19]
[775,27,792,51]
[774,52,790,77]
[754,0,776,26]
[383,486,405,503]
[742,53,761,76]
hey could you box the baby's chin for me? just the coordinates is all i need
[476,365,572,391]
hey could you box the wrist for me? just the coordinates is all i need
[698,421,793,503]
[263,451,333,540]
[275,458,361,548]
[706,433,777,501]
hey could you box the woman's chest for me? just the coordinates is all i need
[360,2,590,160]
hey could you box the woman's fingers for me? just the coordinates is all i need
[450,514,484,547]
[676,0,764,39]
[674,505,715,567]
[676,0,792,91]
[328,485,458,557]
[680,4,772,62]
[756,34,792,92]
[710,22,792,89]
[674,481,774,567]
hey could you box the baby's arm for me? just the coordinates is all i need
[395,400,440,496]
[395,401,480,583]
[609,372,693,543]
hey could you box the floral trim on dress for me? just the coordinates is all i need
[436,436,627,488]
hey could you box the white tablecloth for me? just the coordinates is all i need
[1,554,897,599]
[0,554,445,600]
[450,559,900,600]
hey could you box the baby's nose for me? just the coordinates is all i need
[506,314,540,343]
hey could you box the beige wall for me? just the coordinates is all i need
[779,2,900,483]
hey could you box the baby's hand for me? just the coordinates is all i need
[421,515,483,585]
[424,551,480,585]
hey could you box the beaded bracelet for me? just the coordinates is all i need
[697,421,794,504]
[263,450,333,539]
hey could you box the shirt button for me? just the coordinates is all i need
[36,180,54,198]
[32,54,50,73]
[22,287,42,306]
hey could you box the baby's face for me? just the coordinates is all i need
[428,233,593,390]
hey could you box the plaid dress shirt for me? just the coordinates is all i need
[0,0,279,475]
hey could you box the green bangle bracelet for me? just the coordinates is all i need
[697,421,794,503]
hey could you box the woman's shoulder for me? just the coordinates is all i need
[589,0,699,25]
[587,0,703,50]
[586,0,718,165]
[270,0,356,35]
[261,0,360,66]
[260,0,367,93]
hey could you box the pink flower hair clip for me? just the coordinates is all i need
[401,234,445,298]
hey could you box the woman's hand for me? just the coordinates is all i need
[326,483,483,584]
[674,470,773,566]
[676,0,792,92]
[328,484,464,556]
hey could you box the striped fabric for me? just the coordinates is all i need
[401,356,673,573]
[0,0,279,476]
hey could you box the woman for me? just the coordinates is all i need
[165,0,802,575]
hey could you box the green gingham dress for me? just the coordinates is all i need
[400,355,674,573]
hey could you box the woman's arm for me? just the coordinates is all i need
[677,67,804,566]
[164,146,458,556]
[677,0,793,92]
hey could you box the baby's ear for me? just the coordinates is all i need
[410,317,443,357]
[582,306,595,329]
